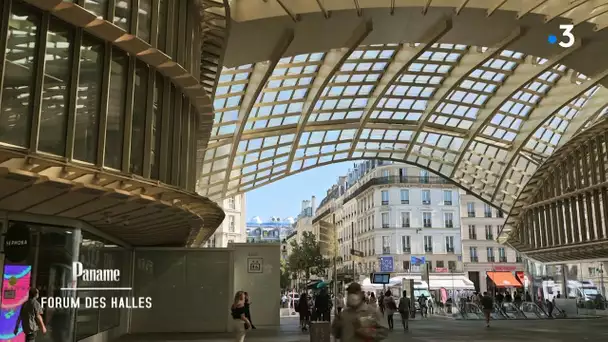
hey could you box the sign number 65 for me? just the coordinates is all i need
[559,24,575,48]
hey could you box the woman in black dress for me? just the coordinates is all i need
[231,291,250,342]
[244,292,256,329]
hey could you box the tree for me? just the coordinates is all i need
[280,259,291,290]
[287,231,330,285]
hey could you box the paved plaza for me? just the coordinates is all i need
[116,316,608,342]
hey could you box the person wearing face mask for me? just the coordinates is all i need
[331,283,388,341]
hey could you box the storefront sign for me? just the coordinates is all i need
[435,267,448,273]
[3,222,31,262]
[494,266,517,272]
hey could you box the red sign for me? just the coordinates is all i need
[435,267,448,273]
[494,266,517,272]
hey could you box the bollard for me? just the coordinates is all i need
[309,321,331,342]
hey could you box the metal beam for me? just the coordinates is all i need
[284,20,373,175]
[276,0,299,22]
[404,27,524,162]
[348,19,452,159]
[491,69,608,202]
[220,30,294,198]
[315,0,330,18]
[451,42,583,178]
[559,87,608,143]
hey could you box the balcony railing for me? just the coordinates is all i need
[470,256,479,262]
[424,247,433,253]
[486,235,494,240]
[382,247,390,254]
[446,247,455,253]
[499,257,508,263]
[401,200,409,204]
[444,200,452,205]
[423,221,432,228]
[469,234,477,240]
[467,212,475,217]
[403,247,411,253]
[382,224,389,228]
[445,221,453,228]
[382,200,389,205]
[488,256,496,262]
[402,223,410,228]
[344,175,450,204]
[422,200,431,205]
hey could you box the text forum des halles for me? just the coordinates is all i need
[40,262,152,309]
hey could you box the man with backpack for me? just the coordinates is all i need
[398,290,411,331]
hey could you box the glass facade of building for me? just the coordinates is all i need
[0,0,201,189]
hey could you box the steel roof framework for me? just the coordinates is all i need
[197,19,608,217]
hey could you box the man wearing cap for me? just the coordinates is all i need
[331,283,388,341]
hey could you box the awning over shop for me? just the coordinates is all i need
[487,272,522,288]
[429,276,475,290]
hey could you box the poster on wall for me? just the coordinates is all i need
[247,258,263,273]
[0,265,32,342]
[3,223,30,263]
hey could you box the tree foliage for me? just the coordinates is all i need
[280,259,291,290]
[287,231,330,283]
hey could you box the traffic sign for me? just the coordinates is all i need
[379,256,394,272]
[350,249,364,257]
[410,256,425,266]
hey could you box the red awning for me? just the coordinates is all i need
[487,271,522,288]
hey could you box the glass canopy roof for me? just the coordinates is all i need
[197,43,608,212]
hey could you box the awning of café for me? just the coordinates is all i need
[487,271,523,288]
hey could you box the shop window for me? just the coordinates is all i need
[129,61,148,175]
[0,3,40,148]
[39,19,73,156]
[104,49,128,169]
[74,34,104,163]
[76,231,129,339]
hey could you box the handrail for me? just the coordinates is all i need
[343,176,450,204]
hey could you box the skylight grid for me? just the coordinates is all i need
[241,54,325,131]
[429,54,523,131]
[480,65,566,143]
[370,46,470,123]
[211,67,253,135]
[525,87,599,156]
[307,46,398,123]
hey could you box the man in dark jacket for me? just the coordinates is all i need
[315,288,331,322]
[481,292,494,328]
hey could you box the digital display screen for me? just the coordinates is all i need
[0,265,32,342]
[372,273,390,284]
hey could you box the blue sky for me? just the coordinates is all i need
[245,162,353,220]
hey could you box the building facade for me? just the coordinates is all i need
[314,161,464,281]
[204,194,247,248]
[0,1,226,341]
[245,216,295,243]
[460,192,524,292]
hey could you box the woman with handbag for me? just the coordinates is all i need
[231,291,251,342]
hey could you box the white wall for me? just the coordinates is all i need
[231,243,280,328]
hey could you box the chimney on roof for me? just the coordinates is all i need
[311,196,316,216]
